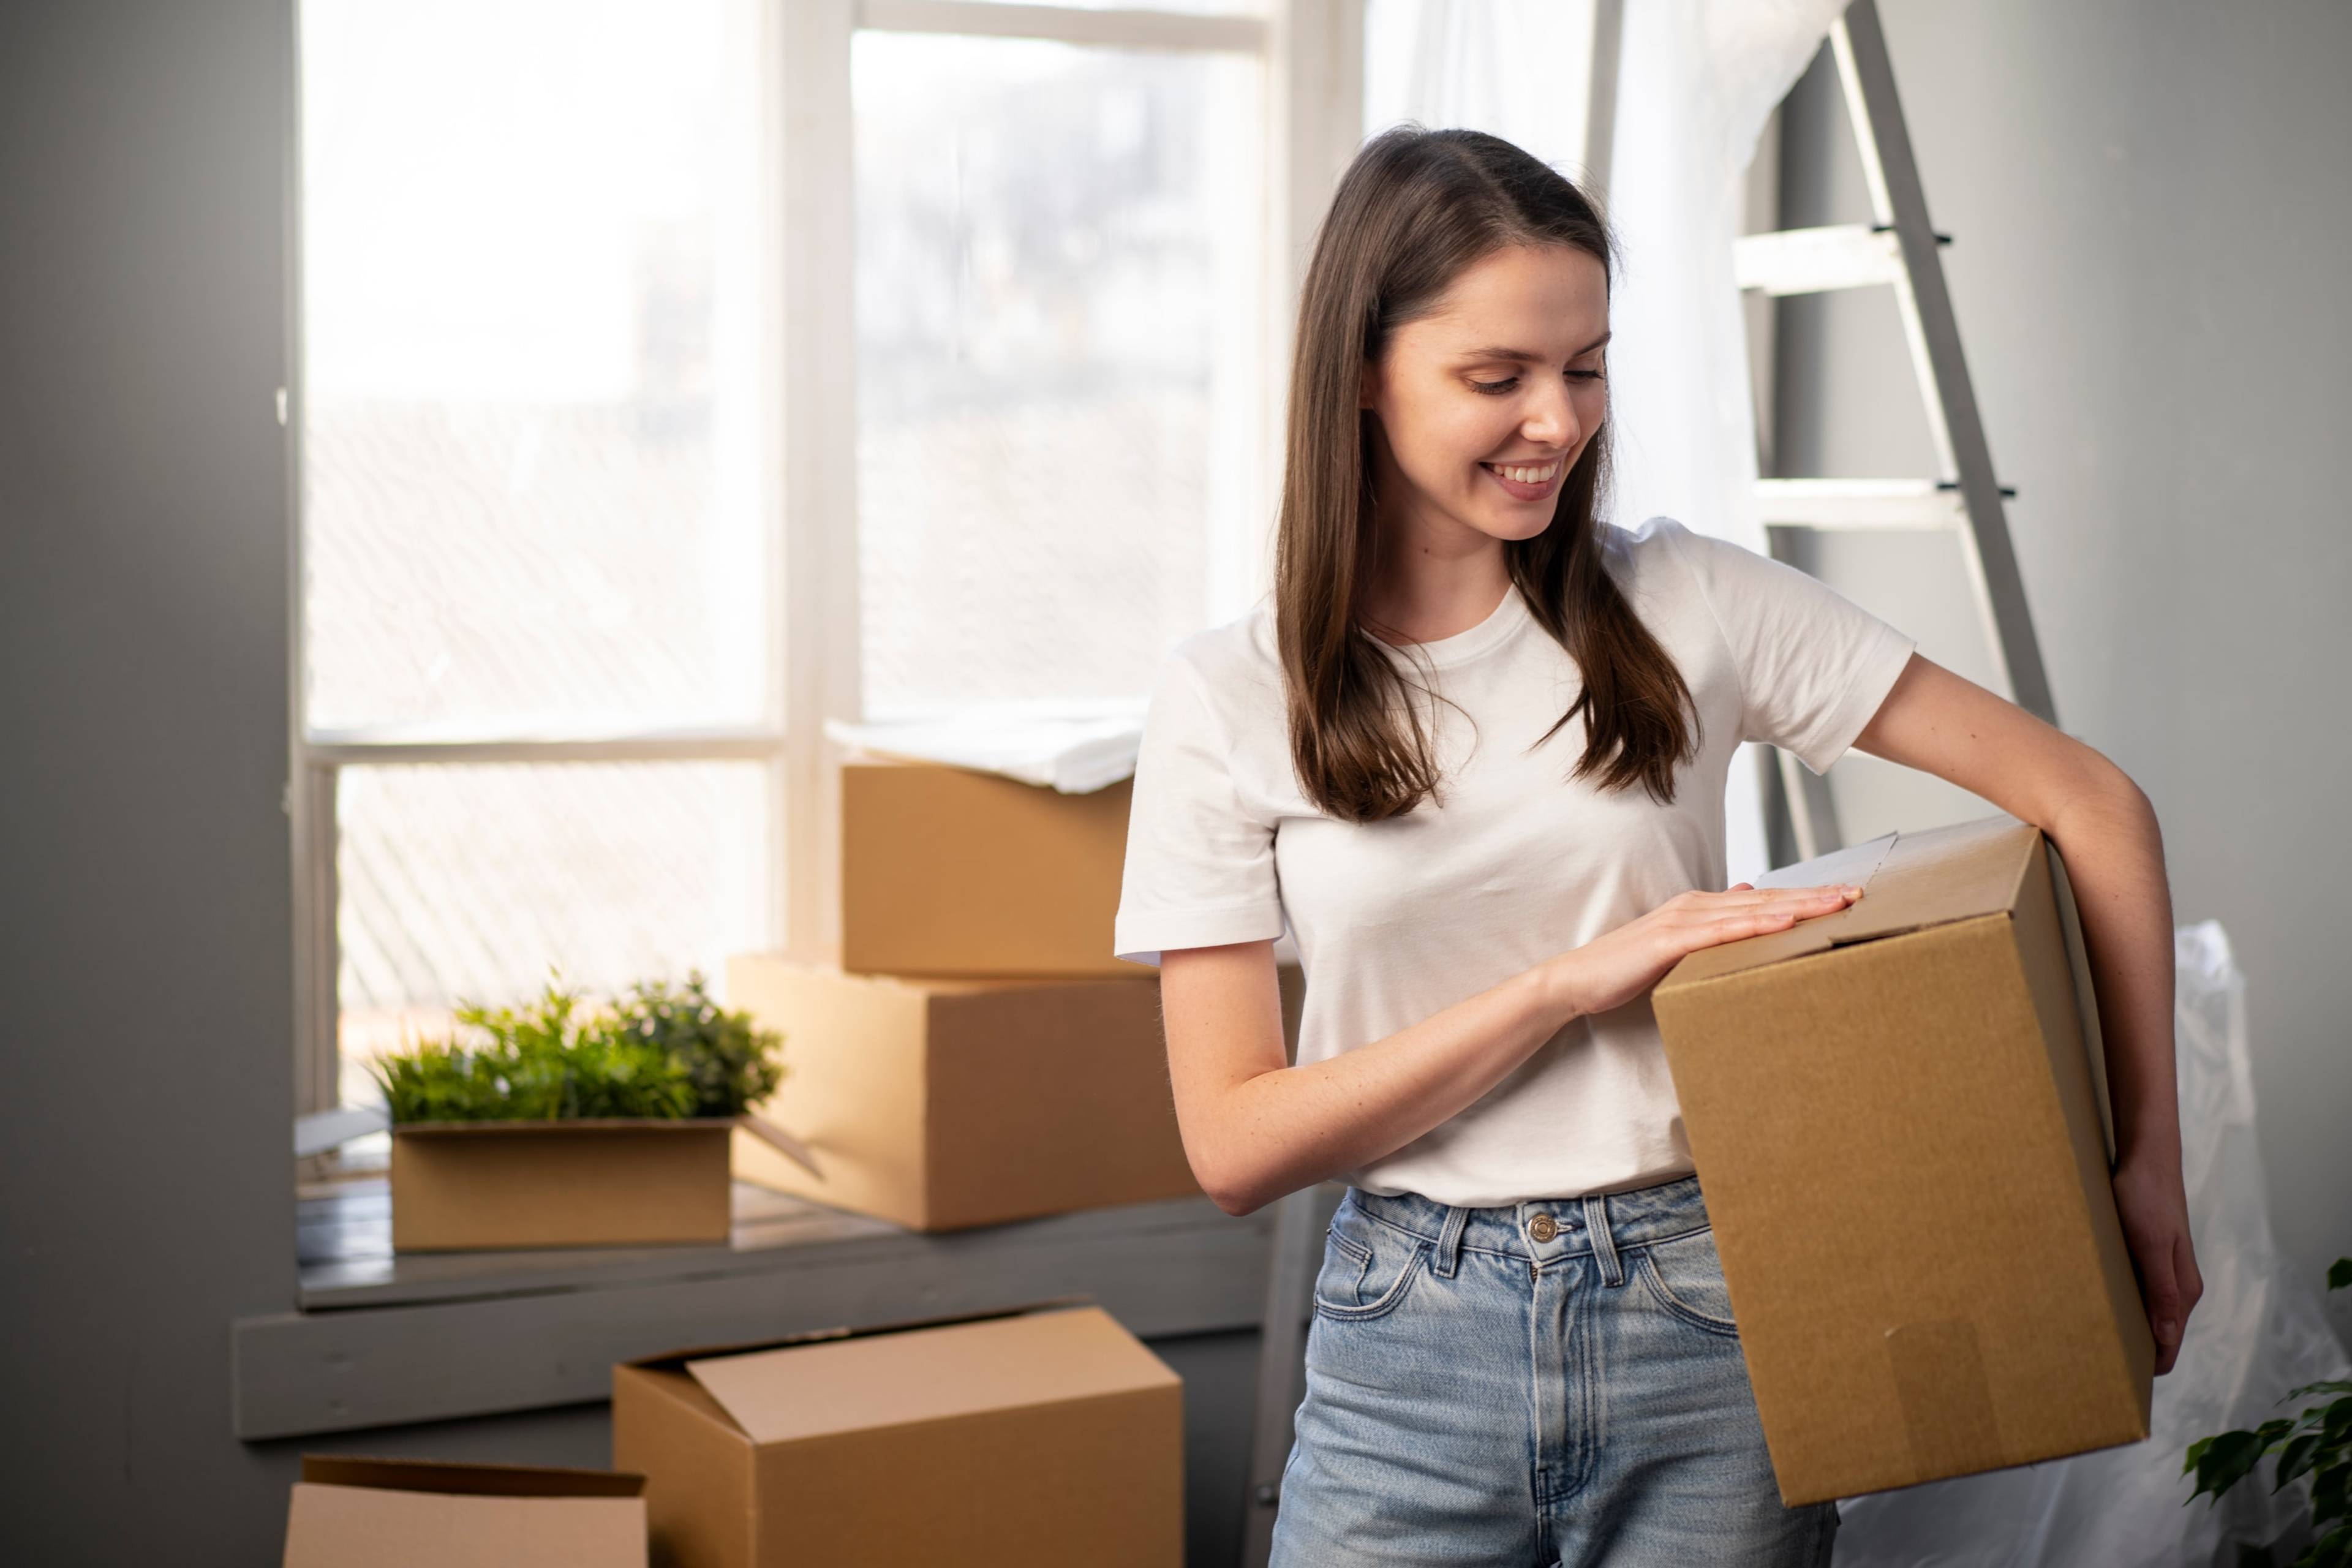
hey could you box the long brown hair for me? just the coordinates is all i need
[1276,126,1698,824]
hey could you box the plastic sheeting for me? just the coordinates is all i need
[824,706,1147,794]
[1832,921,2348,1567]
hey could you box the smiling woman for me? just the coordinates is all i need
[1117,126,1911,1566]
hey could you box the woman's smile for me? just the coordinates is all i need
[1480,454,1567,502]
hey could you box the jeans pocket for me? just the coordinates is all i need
[1311,1202,1428,1322]
[1633,1223,1742,1336]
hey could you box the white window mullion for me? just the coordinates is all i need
[1232,0,1363,619]
[291,763,341,1117]
[778,0,862,966]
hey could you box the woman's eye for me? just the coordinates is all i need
[1570,368,1605,381]
[1470,377,1518,396]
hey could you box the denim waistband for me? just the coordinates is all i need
[1343,1172,1713,1273]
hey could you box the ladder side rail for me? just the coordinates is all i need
[1241,1186,1324,1567]
[1832,0,2058,725]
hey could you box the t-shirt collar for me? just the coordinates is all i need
[1373,581,1531,671]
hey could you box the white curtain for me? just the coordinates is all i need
[1362,0,1846,886]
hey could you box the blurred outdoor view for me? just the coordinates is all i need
[300,0,1262,1109]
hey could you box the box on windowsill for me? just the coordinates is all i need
[1651,812,2153,1504]
[279,1455,647,1568]
[611,1303,1183,1568]
[725,954,1199,1231]
[830,758,1134,980]
[388,1118,736,1252]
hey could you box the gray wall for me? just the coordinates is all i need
[1775,1,2352,1341]
[1,0,302,1560]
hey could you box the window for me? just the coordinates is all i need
[293,0,1352,1131]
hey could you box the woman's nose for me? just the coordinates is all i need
[1525,382,1580,447]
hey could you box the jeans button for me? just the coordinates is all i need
[1528,1213,1558,1243]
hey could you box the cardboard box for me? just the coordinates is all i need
[612,1303,1183,1567]
[1651,813,2153,1503]
[834,759,1133,979]
[281,1455,646,1568]
[726,955,1197,1230]
[390,1118,734,1251]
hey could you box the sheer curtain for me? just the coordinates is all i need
[1362,0,1845,886]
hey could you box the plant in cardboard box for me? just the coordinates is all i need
[371,972,782,1124]
[609,973,786,1117]
[370,971,784,1251]
[2184,1257,2352,1565]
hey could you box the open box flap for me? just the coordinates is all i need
[1659,815,2042,992]
[298,1455,644,1499]
[680,1303,1178,1447]
[622,1295,1097,1377]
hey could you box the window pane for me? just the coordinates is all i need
[853,32,1265,717]
[335,761,772,1109]
[300,0,771,735]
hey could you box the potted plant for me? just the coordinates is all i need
[371,971,784,1252]
[2184,1257,2352,1566]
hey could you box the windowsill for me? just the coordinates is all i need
[295,1177,904,1311]
[238,1178,1315,1442]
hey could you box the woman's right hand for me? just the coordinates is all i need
[1545,882,1864,1019]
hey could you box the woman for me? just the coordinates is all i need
[1112,126,2199,1564]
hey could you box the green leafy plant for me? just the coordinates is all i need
[609,970,786,1117]
[2184,1257,2352,1567]
[369,971,783,1125]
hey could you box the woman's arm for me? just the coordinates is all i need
[1159,881,1863,1217]
[1853,651,2203,1373]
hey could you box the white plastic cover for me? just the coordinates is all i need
[825,704,1147,795]
[1832,921,2349,1566]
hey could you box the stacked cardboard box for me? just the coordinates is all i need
[729,758,1202,1231]
[1651,813,2154,1503]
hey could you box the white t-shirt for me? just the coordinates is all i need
[1111,514,1920,1206]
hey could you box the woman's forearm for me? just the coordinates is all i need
[1197,962,1581,1216]
[2050,776,2179,1171]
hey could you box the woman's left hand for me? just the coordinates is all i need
[2111,1153,2201,1376]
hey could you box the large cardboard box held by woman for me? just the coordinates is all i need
[1649,813,2154,1504]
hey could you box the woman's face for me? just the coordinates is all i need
[1359,242,1610,551]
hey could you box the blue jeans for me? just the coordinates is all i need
[1269,1175,1840,1566]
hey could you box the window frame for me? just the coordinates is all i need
[287,0,1363,1118]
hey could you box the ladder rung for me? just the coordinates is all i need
[1735,224,1901,296]
[1754,478,1966,532]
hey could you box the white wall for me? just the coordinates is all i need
[1774,1,2352,1341]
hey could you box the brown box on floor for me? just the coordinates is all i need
[390,1119,734,1251]
[832,759,1133,979]
[281,1457,646,1568]
[611,1303,1183,1568]
[725,955,1197,1230]
[1650,813,2154,1504]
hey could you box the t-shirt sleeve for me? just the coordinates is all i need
[1112,653,1285,968]
[1660,519,1920,775]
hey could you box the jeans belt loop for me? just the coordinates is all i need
[1584,1192,1624,1287]
[1432,1203,1469,1278]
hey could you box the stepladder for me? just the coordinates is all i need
[1238,4,2054,1562]
[1741,0,2054,861]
